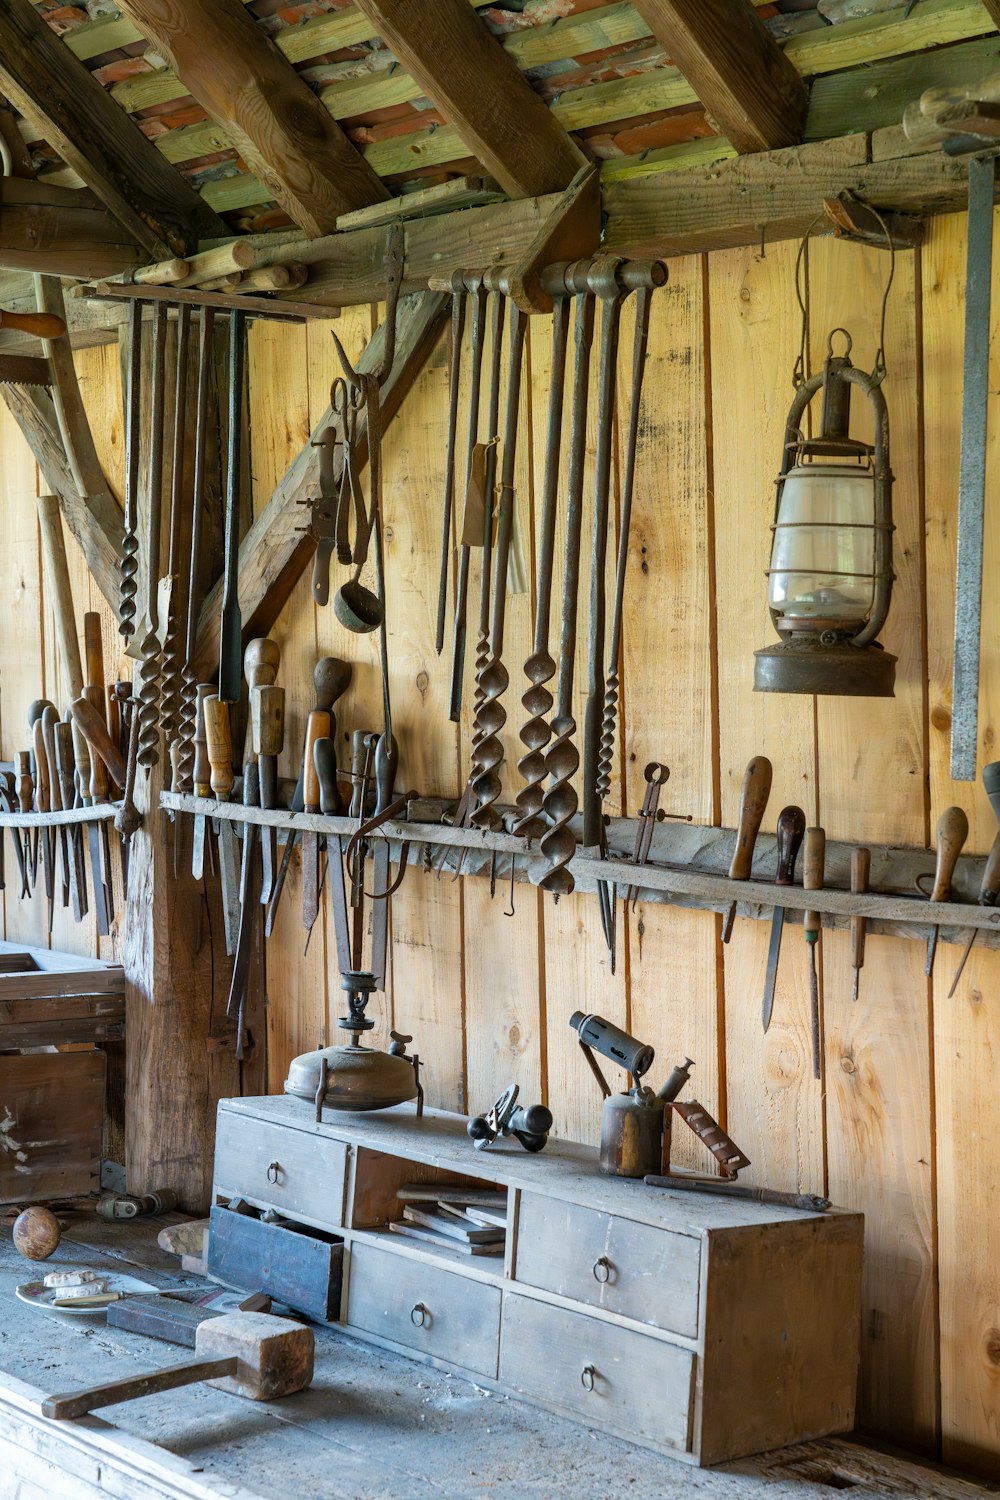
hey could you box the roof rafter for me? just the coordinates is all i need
[350,0,586,199]
[629,0,809,154]
[0,0,226,258]
[114,0,389,237]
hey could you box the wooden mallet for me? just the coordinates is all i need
[41,1312,313,1419]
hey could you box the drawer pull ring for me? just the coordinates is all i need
[581,1365,597,1392]
[593,1256,612,1284]
[411,1303,430,1328]
[266,1161,281,1184]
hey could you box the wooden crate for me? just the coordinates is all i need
[0,1050,105,1203]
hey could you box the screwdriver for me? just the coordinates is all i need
[925,806,969,978]
[850,847,871,1003]
[761,805,806,1033]
[948,830,1000,996]
[723,756,772,942]
[803,826,825,1081]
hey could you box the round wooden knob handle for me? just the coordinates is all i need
[250,685,285,760]
[313,656,352,710]
[930,805,970,903]
[40,706,61,812]
[0,309,66,340]
[774,806,806,886]
[243,637,280,691]
[31,720,49,811]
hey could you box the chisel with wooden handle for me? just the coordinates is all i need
[761,805,806,1034]
[55,722,86,924]
[251,683,284,906]
[925,806,969,977]
[227,762,260,1060]
[803,826,825,1081]
[31,715,54,926]
[948,829,1000,996]
[302,710,330,941]
[313,737,351,973]
[850,847,871,1003]
[83,685,115,926]
[722,756,772,942]
[204,694,239,956]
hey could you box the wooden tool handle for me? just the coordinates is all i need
[851,846,871,969]
[0,308,66,340]
[16,751,32,814]
[774,805,806,886]
[803,826,825,939]
[243,637,281,691]
[728,756,772,880]
[373,732,398,815]
[41,706,61,811]
[83,611,105,692]
[930,805,970,902]
[203,695,234,799]
[41,1356,237,1421]
[54,722,76,810]
[105,685,121,761]
[312,737,341,816]
[36,495,85,705]
[31,721,50,811]
[251,685,285,760]
[981,830,1000,905]
[27,697,53,727]
[313,656,352,710]
[193,684,214,797]
[303,710,331,813]
[70,693,125,790]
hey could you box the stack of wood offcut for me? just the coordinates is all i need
[389,1185,508,1257]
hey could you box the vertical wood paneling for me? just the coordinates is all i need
[924,210,1000,1478]
[710,240,823,1196]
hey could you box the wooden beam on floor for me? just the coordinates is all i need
[193,290,449,676]
[350,0,586,198]
[0,179,145,279]
[115,0,389,236]
[0,0,226,259]
[630,0,808,152]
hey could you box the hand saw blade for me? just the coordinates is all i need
[0,354,52,388]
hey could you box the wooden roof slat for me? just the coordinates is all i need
[0,0,227,257]
[113,0,388,235]
[629,0,807,152]
[348,0,586,198]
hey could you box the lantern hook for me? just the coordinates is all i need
[792,206,895,389]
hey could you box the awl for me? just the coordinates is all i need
[722,755,772,942]
[803,825,825,1081]
[761,805,806,1034]
[925,805,969,977]
[850,847,871,1003]
[948,829,1000,996]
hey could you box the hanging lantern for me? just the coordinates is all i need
[754,326,895,697]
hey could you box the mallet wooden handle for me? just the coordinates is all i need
[69,694,125,790]
[0,308,65,340]
[303,710,330,815]
[803,826,825,941]
[728,756,772,880]
[930,806,969,902]
[774,805,806,886]
[851,847,871,971]
[203,695,234,800]
[54,722,77,811]
[42,1356,238,1420]
[83,611,105,693]
[40,706,61,812]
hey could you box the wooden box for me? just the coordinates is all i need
[214,1097,864,1467]
[0,1050,105,1203]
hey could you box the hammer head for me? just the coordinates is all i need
[195,1312,314,1401]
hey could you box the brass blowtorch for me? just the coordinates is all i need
[570,1012,692,1178]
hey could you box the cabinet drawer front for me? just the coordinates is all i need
[214,1113,347,1229]
[515,1193,700,1338]
[501,1294,693,1450]
[208,1205,343,1322]
[347,1242,500,1378]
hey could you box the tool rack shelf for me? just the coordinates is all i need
[0,803,119,829]
[161,791,1000,954]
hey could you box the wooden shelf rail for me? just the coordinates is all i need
[160,791,1000,952]
[0,802,119,830]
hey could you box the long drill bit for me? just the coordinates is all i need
[159,304,192,748]
[448,279,487,722]
[176,307,215,797]
[536,290,595,897]
[514,295,569,838]
[119,299,142,642]
[136,300,168,771]
[435,278,466,657]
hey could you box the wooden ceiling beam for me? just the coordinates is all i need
[350,0,586,199]
[0,179,145,279]
[115,0,389,237]
[0,0,225,258]
[629,0,809,153]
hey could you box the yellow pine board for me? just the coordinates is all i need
[710,239,823,1196]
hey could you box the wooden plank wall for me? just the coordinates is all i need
[1,211,999,1473]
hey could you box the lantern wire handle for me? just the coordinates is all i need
[793,205,896,390]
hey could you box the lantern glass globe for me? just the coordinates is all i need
[768,462,876,625]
